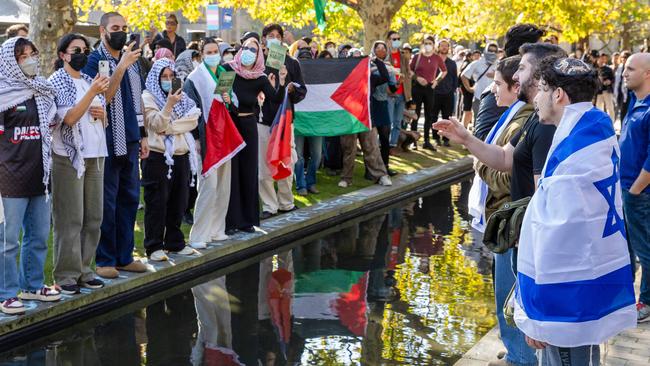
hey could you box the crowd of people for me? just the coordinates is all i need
[1,10,650,366]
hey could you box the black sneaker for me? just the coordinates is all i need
[80,278,105,290]
[59,284,81,295]
[225,228,237,236]
[260,211,275,220]
[241,226,256,233]
[423,142,436,151]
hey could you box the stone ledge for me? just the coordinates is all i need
[0,157,473,349]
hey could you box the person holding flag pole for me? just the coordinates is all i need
[184,38,245,248]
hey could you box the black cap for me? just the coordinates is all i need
[240,31,260,44]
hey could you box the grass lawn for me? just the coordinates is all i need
[42,143,467,284]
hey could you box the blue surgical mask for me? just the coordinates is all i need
[161,80,172,93]
[241,49,257,66]
[266,38,281,47]
[204,54,221,67]
[391,40,402,49]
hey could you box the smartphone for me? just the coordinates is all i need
[129,33,141,50]
[98,60,110,77]
[171,78,182,94]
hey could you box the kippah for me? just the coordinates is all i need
[553,58,591,75]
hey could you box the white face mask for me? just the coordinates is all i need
[327,47,336,55]
[222,54,234,63]
[266,37,281,47]
[424,45,434,53]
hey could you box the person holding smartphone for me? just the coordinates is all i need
[141,58,200,261]
[82,12,149,278]
[48,33,110,294]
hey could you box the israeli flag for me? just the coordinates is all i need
[514,103,636,347]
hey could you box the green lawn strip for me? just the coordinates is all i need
[41,145,467,284]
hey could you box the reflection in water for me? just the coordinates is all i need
[0,182,495,366]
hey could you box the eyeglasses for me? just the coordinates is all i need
[391,37,401,41]
[242,46,258,53]
[67,47,90,56]
[165,21,177,26]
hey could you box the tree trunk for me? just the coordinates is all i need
[30,0,76,76]
[620,23,631,51]
[336,0,405,52]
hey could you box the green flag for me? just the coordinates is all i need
[314,0,327,31]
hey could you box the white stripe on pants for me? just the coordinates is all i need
[189,161,231,244]
[257,123,295,214]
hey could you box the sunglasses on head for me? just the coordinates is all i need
[68,47,90,56]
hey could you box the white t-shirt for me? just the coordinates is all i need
[461,58,496,101]
[54,77,108,159]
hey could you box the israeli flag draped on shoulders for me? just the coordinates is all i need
[514,102,636,347]
[468,100,525,232]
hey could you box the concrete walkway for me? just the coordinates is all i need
[456,269,649,366]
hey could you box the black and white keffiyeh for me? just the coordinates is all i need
[145,58,200,185]
[49,68,106,178]
[0,37,57,195]
[98,41,143,156]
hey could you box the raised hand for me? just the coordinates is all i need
[118,42,142,69]
[90,75,110,95]
[165,88,183,108]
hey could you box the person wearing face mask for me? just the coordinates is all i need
[0,37,62,315]
[386,31,412,150]
[410,35,448,150]
[223,34,287,235]
[141,59,200,262]
[82,12,149,279]
[260,24,307,217]
[184,37,241,248]
[461,42,499,122]
[220,44,237,64]
[48,33,110,295]
[324,41,337,58]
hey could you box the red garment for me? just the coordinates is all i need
[266,90,294,180]
[410,53,447,84]
[391,50,404,95]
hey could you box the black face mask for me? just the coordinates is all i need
[105,31,127,51]
[68,53,88,71]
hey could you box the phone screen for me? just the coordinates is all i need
[171,78,182,94]
[129,34,141,50]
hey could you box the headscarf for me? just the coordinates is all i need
[0,37,57,195]
[154,47,174,61]
[145,58,200,185]
[227,38,266,80]
[175,49,198,81]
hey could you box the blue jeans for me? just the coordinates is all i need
[623,190,650,304]
[495,249,538,366]
[0,195,51,301]
[294,135,323,191]
[540,345,599,366]
[97,143,141,267]
[387,94,405,147]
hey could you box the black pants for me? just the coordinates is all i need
[430,92,454,143]
[142,151,190,255]
[377,125,391,168]
[226,114,260,230]
[410,83,435,134]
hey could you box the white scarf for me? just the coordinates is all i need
[468,100,524,232]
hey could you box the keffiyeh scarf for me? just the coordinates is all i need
[48,68,106,178]
[98,41,143,156]
[0,37,57,195]
[145,58,200,185]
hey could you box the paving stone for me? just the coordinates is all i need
[601,356,629,366]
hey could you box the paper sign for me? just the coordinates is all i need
[266,43,287,70]
[215,71,236,94]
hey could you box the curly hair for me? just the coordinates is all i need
[504,23,545,57]
[536,56,599,103]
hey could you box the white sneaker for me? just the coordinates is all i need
[175,246,196,256]
[19,287,61,302]
[1,298,25,315]
[149,250,168,262]
[338,180,349,188]
[190,242,207,249]
[211,234,229,242]
[378,175,392,186]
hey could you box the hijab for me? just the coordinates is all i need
[227,38,266,80]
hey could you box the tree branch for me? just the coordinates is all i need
[332,0,360,11]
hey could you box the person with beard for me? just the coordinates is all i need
[472,24,545,140]
[430,39,457,147]
[259,23,307,217]
[48,33,110,294]
[434,43,566,365]
[461,42,499,123]
[82,12,149,278]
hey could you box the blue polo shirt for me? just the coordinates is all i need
[83,50,144,155]
[619,93,650,193]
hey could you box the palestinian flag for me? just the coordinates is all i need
[202,99,246,177]
[266,89,293,180]
[292,269,369,336]
[294,57,371,137]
